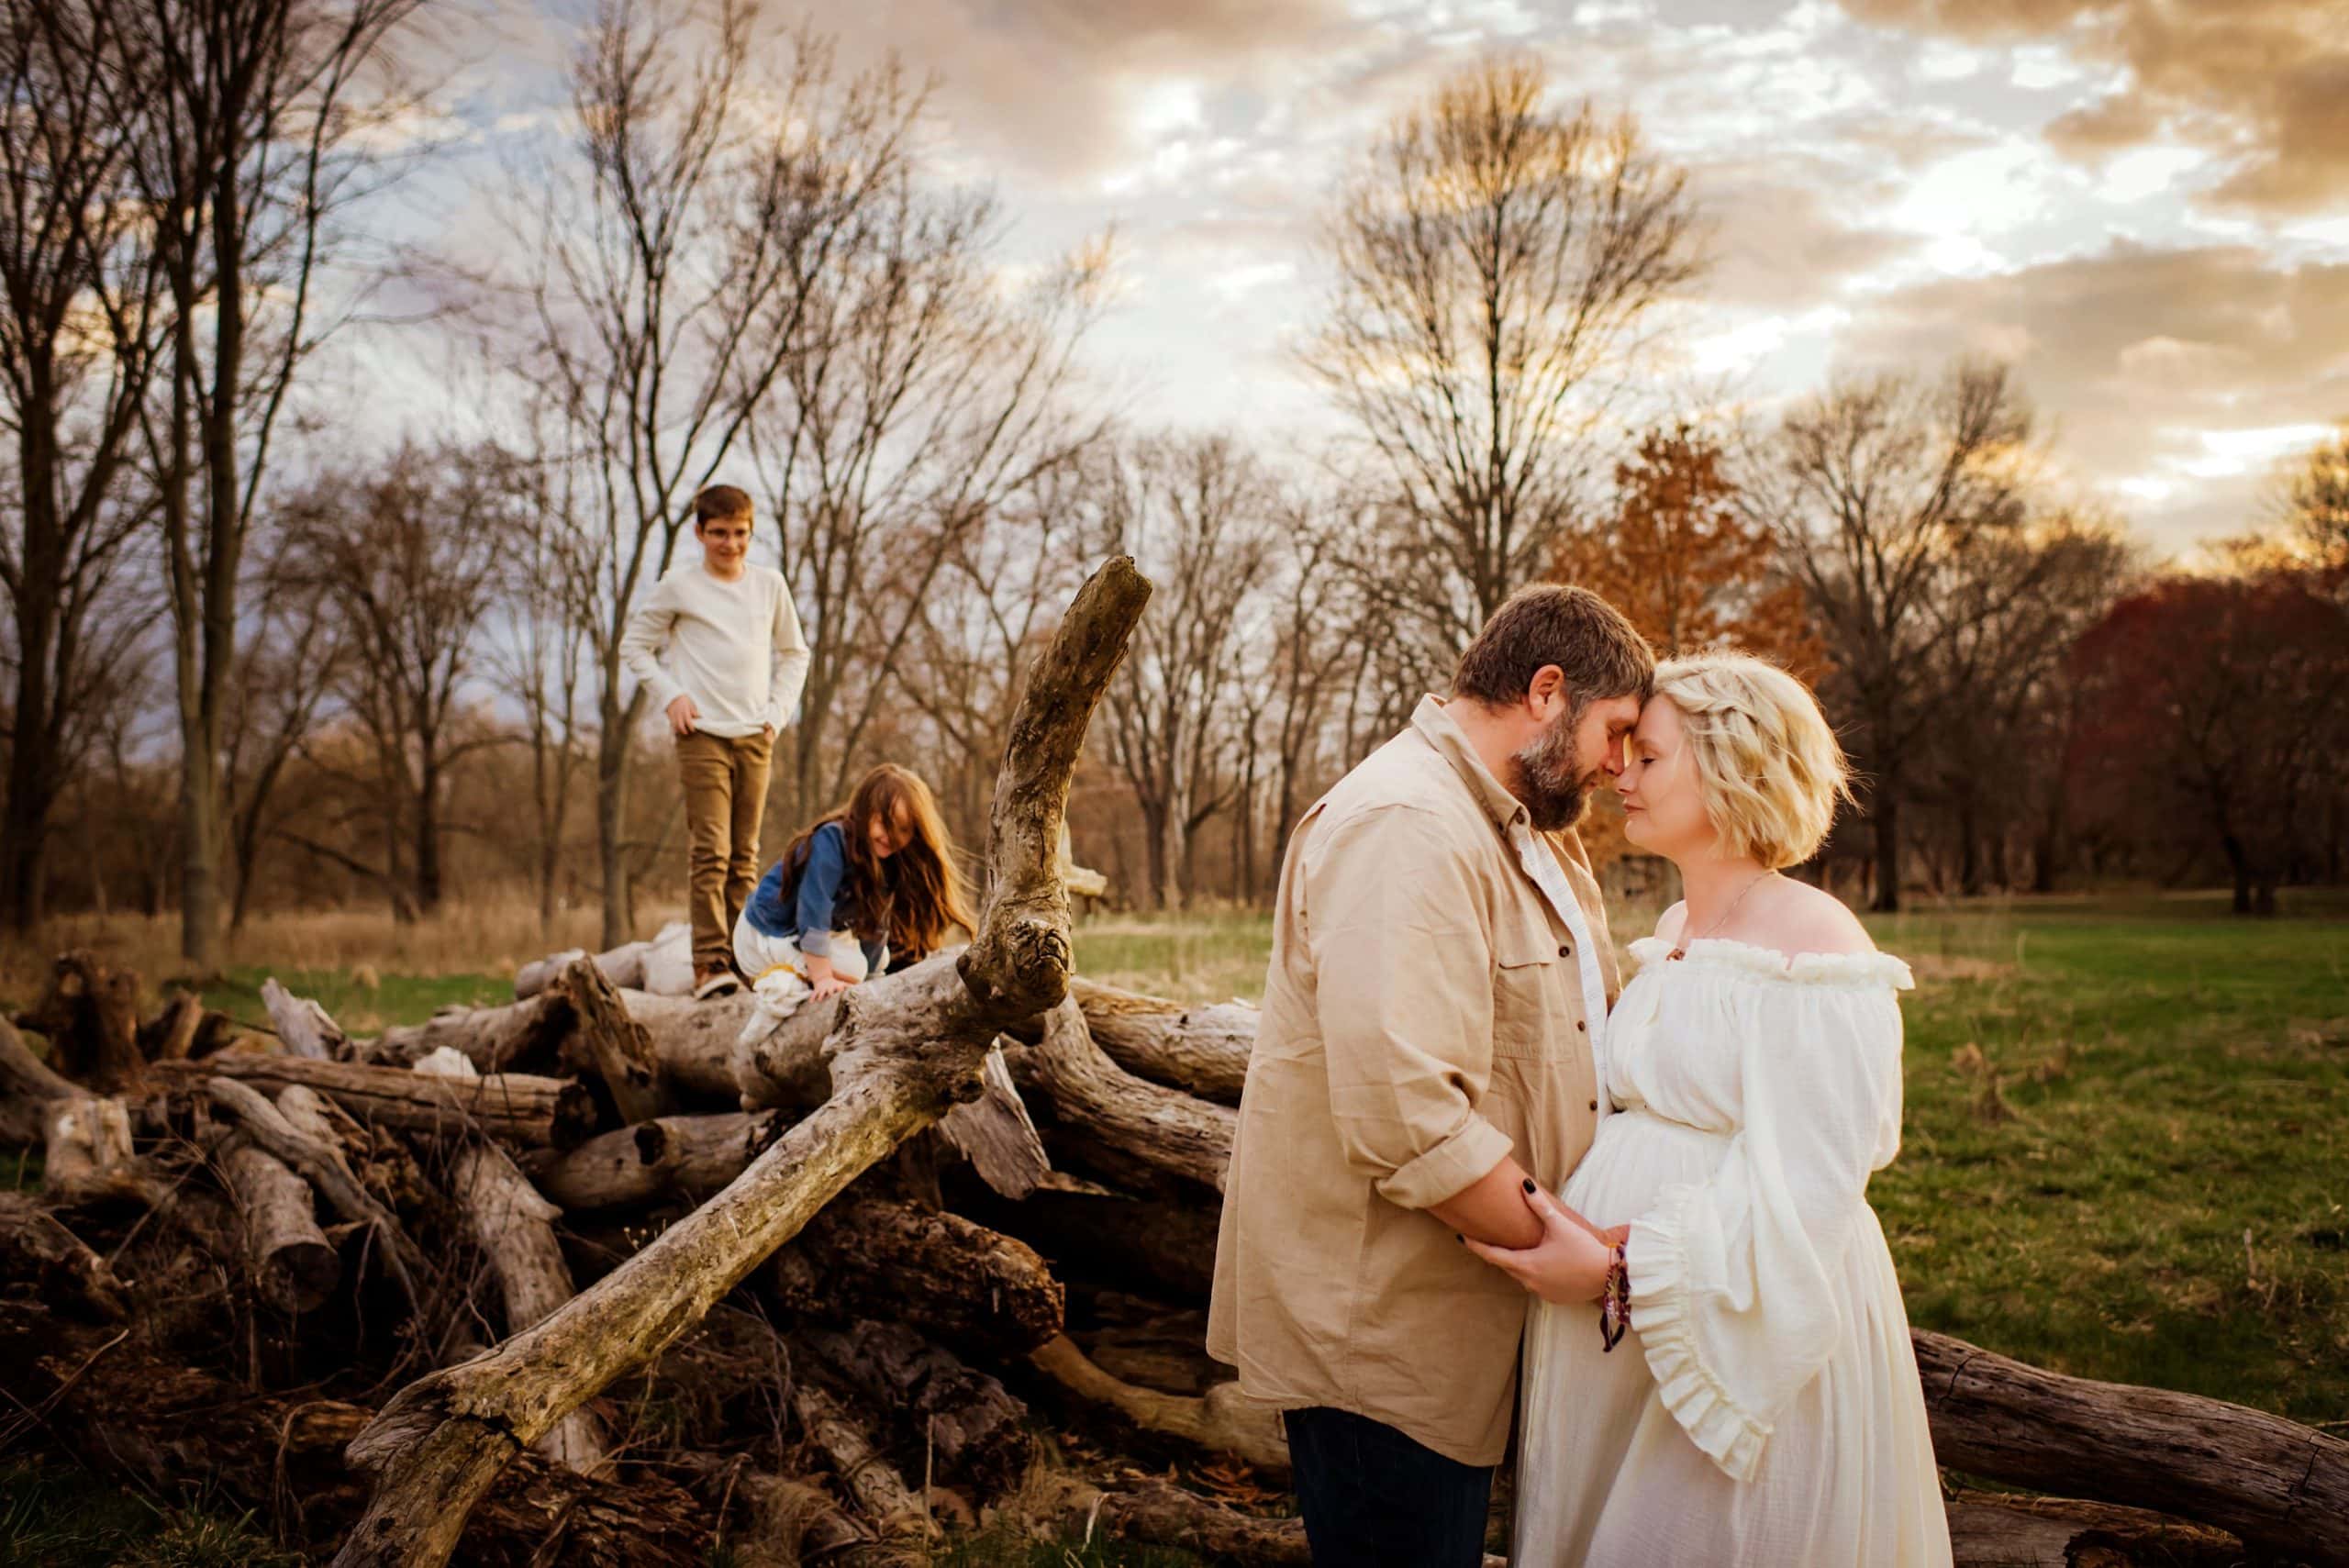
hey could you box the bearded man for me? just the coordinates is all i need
[1208,584,1656,1567]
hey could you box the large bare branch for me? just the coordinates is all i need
[328,555,1150,1568]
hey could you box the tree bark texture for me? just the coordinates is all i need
[217,1137,340,1313]
[769,1195,1064,1358]
[1,1314,710,1566]
[152,1054,599,1150]
[1912,1329,2349,1566]
[452,1142,608,1475]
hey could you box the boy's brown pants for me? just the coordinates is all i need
[675,728,774,974]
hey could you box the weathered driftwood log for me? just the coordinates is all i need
[154,1053,598,1150]
[1012,997,1235,1194]
[1942,1488,2243,1568]
[619,990,794,1103]
[0,1015,81,1143]
[789,1380,931,1538]
[1065,976,1254,1104]
[936,1041,1052,1197]
[330,556,1150,1568]
[804,1320,1034,1498]
[1031,1333,1289,1473]
[965,1184,1220,1300]
[517,928,695,1001]
[1055,1479,1311,1565]
[361,989,571,1073]
[1913,1328,2349,1566]
[769,1195,1064,1358]
[203,1075,428,1308]
[514,947,588,1000]
[139,991,207,1062]
[531,1112,785,1211]
[262,976,348,1059]
[803,1323,1033,1493]
[274,1084,362,1179]
[217,1137,340,1313]
[0,1191,128,1319]
[553,957,665,1123]
[0,1314,711,1566]
[452,1144,607,1476]
[16,950,146,1091]
[41,1095,146,1205]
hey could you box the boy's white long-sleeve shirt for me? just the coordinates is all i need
[619,563,810,739]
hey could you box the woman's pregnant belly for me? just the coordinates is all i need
[1561,1107,1731,1228]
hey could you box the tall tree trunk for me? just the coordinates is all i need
[596,695,634,951]
[1,407,61,932]
[416,747,444,917]
[2222,833,2252,916]
[1956,790,1982,899]
[1870,784,1902,914]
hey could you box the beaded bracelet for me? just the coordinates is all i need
[1598,1240,1631,1352]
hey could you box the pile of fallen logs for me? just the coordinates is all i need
[3,557,2343,1567]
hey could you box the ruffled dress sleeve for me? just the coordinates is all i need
[1623,947,1913,1482]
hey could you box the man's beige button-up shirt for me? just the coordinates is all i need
[1207,695,1620,1467]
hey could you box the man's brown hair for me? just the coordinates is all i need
[1452,584,1655,709]
[694,484,754,528]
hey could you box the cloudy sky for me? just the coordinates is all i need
[416,0,2349,554]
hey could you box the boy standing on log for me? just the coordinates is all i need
[621,485,811,1000]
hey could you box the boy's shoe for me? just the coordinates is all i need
[692,966,740,1001]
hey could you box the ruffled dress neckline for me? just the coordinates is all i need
[1627,935,1915,993]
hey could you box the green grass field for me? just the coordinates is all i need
[1084,890,2349,1426]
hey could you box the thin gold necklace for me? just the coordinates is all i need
[1668,871,1778,961]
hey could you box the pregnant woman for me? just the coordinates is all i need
[1468,651,1952,1567]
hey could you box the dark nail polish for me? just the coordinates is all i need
[1522,1178,1536,1194]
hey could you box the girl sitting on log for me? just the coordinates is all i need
[733,763,976,1016]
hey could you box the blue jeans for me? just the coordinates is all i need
[1283,1407,1494,1567]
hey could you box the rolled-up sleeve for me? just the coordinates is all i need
[1304,805,1510,1210]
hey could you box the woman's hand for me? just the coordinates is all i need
[1462,1184,1615,1307]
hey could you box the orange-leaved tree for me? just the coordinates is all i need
[1552,423,1816,671]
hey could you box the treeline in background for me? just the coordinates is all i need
[4,0,2346,973]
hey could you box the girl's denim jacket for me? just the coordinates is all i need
[743,821,889,973]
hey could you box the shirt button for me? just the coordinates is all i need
[1587,1099,1598,1111]
[1557,944,1571,957]
[1575,1019,1586,1031]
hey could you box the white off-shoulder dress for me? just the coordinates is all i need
[1513,937,1953,1567]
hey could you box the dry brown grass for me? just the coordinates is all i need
[0,896,687,1001]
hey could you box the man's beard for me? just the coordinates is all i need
[1510,702,1600,832]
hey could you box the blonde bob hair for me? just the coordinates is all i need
[1650,651,1853,869]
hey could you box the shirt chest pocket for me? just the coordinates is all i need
[1491,918,1568,1060]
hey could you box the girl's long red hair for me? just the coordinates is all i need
[775,764,975,964]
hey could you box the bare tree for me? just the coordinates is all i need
[2275,423,2349,584]
[1742,360,2046,911]
[897,465,1093,845]
[275,441,517,918]
[0,0,166,931]
[221,530,348,929]
[1263,500,1360,889]
[1911,515,2133,895]
[1302,57,1703,683]
[114,0,429,965]
[750,172,1110,826]
[485,433,598,940]
[1083,435,1281,910]
[521,0,926,947]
